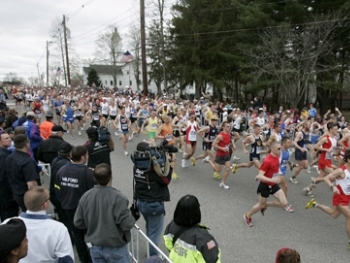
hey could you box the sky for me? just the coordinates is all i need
[0,0,175,81]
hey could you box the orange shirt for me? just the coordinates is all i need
[160,124,174,145]
[40,121,55,139]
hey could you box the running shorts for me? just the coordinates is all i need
[333,192,350,207]
[257,182,280,198]
[318,159,332,170]
[215,154,230,165]
[295,149,307,161]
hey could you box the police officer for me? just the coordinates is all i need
[133,142,173,256]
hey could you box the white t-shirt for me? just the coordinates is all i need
[3,211,74,263]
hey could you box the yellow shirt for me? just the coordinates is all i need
[148,117,158,132]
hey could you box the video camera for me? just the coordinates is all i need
[131,140,178,176]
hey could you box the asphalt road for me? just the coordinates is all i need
[9,100,349,263]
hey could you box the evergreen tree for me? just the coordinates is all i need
[87,68,101,87]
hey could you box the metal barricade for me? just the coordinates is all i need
[128,224,173,263]
[38,162,51,177]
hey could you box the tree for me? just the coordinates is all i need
[128,25,142,91]
[50,18,68,86]
[95,25,122,89]
[87,68,101,87]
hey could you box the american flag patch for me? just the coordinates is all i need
[207,240,216,250]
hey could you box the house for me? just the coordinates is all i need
[83,62,159,93]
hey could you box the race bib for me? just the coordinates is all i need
[165,134,173,141]
[189,130,196,141]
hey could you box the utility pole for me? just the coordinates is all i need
[63,15,71,86]
[46,41,49,87]
[140,0,148,95]
[36,62,41,86]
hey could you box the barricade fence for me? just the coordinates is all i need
[129,224,173,263]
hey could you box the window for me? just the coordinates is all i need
[119,81,122,86]
[130,80,132,85]
[105,80,107,85]
[127,71,129,74]
[110,81,113,86]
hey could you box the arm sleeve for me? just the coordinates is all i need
[55,225,75,263]
[113,197,135,232]
[73,200,86,229]
[31,124,42,142]
[199,233,221,263]
[87,170,97,189]
[23,160,40,183]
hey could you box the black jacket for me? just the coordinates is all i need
[50,156,71,196]
[0,147,11,195]
[55,162,96,210]
[133,165,172,202]
[37,135,66,164]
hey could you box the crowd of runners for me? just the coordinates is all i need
[2,85,350,252]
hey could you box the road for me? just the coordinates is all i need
[9,100,349,263]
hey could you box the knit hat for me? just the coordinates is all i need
[0,218,26,259]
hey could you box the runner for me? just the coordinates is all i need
[262,137,294,213]
[232,124,265,173]
[305,149,350,249]
[114,106,131,156]
[31,97,43,125]
[303,122,338,197]
[141,109,159,146]
[192,116,219,173]
[157,114,178,179]
[86,104,102,127]
[100,98,109,127]
[243,142,290,227]
[136,102,149,136]
[180,112,200,168]
[289,122,311,184]
[212,121,236,189]
[108,100,119,135]
[61,99,75,139]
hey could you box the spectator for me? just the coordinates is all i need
[0,116,5,132]
[12,111,27,129]
[21,111,42,161]
[37,125,67,164]
[5,108,18,129]
[74,163,135,263]
[0,132,19,221]
[50,142,73,238]
[4,186,74,263]
[55,145,96,263]
[39,111,55,139]
[308,103,317,118]
[133,142,173,256]
[85,127,114,168]
[275,247,301,263]
[0,218,28,263]
[163,195,221,263]
[5,134,41,211]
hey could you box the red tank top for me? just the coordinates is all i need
[216,132,231,156]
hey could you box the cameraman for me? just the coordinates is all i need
[133,141,173,256]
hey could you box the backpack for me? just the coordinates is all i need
[97,126,110,145]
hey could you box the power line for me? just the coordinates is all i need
[174,18,350,37]
[71,6,136,40]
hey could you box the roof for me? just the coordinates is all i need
[83,64,123,75]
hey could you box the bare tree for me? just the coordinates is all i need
[246,17,341,108]
[128,25,142,91]
[95,25,123,89]
[50,18,68,86]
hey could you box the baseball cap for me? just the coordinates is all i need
[211,116,219,121]
[58,142,73,154]
[51,125,67,133]
[0,218,26,257]
[46,111,54,118]
[26,111,35,117]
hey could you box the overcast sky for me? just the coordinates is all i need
[0,0,176,81]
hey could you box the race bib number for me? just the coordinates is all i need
[189,130,197,141]
[165,134,173,141]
